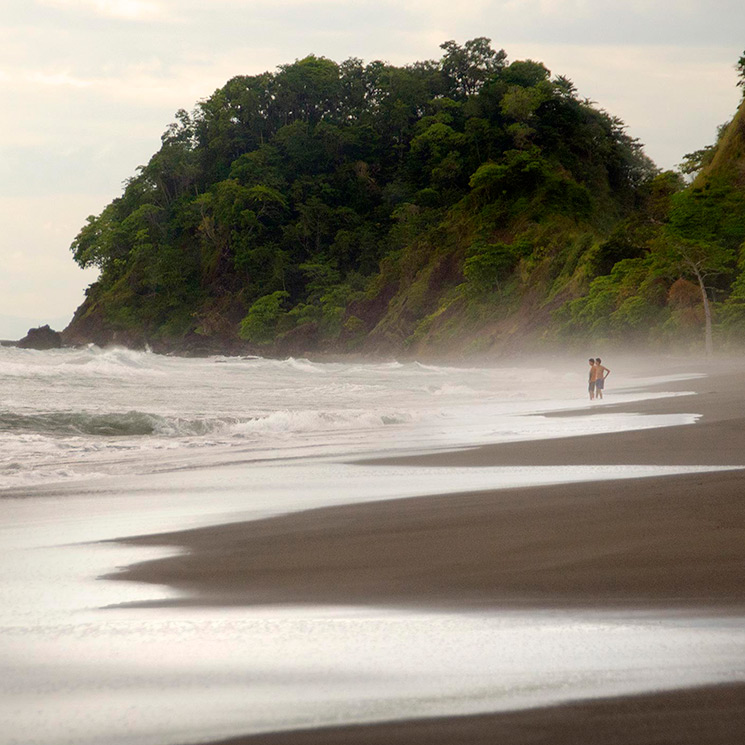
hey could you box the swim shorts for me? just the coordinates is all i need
[595,378,604,391]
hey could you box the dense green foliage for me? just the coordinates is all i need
[68,39,666,352]
[557,94,745,352]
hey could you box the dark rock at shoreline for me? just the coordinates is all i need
[17,325,63,350]
[274,322,321,357]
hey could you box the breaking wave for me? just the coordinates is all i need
[0,410,229,437]
[0,345,165,379]
[0,407,413,439]
[0,345,593,490]
[230,408,412,436]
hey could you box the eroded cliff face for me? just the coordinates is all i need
[62,304,247,356]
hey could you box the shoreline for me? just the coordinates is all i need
[191,683,745,745]
[5,337,740,366]
[107,367,745,744]
[112,466,745,613]
[111,368,745,612]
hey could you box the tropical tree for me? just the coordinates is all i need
[439,38,506,98]
[239,291,289,343]
[655,234,734,356]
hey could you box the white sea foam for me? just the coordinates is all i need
[0,346,705,489]
[2,602,743,745]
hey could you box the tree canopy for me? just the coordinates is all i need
[68,39,672,353]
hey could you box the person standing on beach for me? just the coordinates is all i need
[593,357,610,399]
[588,358,596,400]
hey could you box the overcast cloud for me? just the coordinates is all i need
[1,0,743,338]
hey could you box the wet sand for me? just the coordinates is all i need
[111,365,745,744]
[361,367,745,469]
[116,465,745,611]
[200,684,745,745]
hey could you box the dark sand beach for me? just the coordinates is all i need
[111,365,745,745]
[202,684,745,745]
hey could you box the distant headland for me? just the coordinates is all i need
[48,41,745,358]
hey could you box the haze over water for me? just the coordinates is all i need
[1,346,743,745]
[0,345,703,490]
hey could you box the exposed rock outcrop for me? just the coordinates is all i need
[17,325,63,350]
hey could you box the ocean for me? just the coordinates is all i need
[0,345,705,490]
[1,346,742,745]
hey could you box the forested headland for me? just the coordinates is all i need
[63,40,745,357]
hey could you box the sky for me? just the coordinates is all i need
[1,0,744,339]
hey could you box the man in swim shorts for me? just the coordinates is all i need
[593,357,610,399]
[588,358,596,400]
